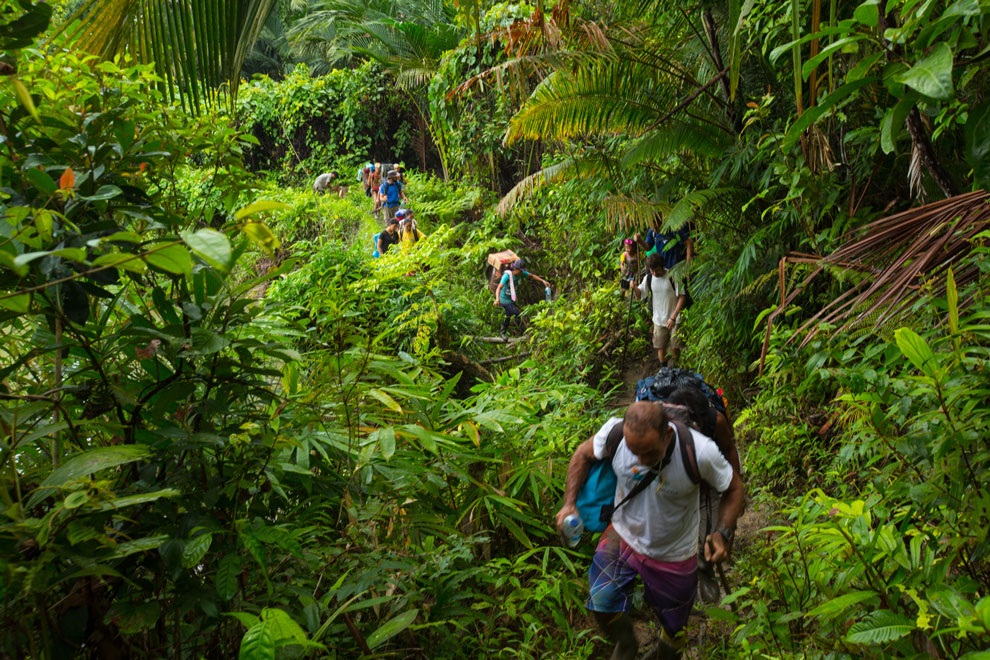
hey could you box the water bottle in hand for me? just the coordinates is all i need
[545,286,552,302]
[562,513,583,547]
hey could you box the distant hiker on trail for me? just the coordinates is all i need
[634,252,686,367]
[668,385,743,603]
[313,171,346,198]
[396,209,425,251]
[493,258,550,338]
[379,169,406,221]
[370,163,383,213]
[359,163,375,198]
[377,218,401,256]
[555,401,745,660]
[619,238,639,296]
[635,216,693,271]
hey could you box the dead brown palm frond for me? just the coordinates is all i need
[759,191,990,373]
[807,192,989,339]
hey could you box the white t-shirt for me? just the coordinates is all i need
[637,273,681,327]
[592,417,733,562]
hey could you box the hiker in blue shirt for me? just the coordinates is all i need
[492,258,550,338]
[636,216,693,271]
[378,170,407,221]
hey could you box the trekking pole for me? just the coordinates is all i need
[715,562,737,614]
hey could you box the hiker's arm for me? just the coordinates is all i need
[633,277,647,299]
[533,273,549,287]
[705,471,746,563]
[493,282,503,306]
[715,412,742,477]
[665,294,686,329]
[555,438,597,535]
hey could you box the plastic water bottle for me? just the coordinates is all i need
[545,286,552,302]
[563,514,583,547]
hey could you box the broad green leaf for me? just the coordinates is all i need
[79,185,123,201]
[145,243,192,276]
[92,252,148,274]
[894,43,954,100]
[853,0,880,27]
[242,222,280,256]
[846,609,913,644]
[29,445,152,508]
[63,491,90,509]
[97,489,181,511]
[216,554,242,600]
[378,427,396,459]
[0,293,31,313]
[367,388,402,412]
[113,535,170,558]
[235,200,290,220]
[260,608,307,644]
[182,228,232,271]
[880,94,916,154]
[894,327,937,378]
[14,248,86,268]
[10,77,40,122]
[366,609,419,649]
[25,168,56,195]
[182,532,213,568]
[806,590,877,619]
[239,620,275,660]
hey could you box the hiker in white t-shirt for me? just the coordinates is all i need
[634,251,686,367]
[555,401,746,660]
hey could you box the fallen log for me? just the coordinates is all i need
[468,335,526,345]
[479,351,533,366]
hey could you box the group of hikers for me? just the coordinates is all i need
[557,218,743,659]
[313,165,739,658]
[312,162,424,258]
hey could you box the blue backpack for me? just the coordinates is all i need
[372,233,381,258]
[575,416,699,533]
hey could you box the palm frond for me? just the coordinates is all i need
[621,121,731,167]
[496,157,610,215]
[504,61,687,144]
[52,0,277,111]
[796,191,990,346]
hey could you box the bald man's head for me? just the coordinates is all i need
[623,401,672,467]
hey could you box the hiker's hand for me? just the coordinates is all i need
[665,316,676,330]
[493,299,499,307]
[705,531,729,563]
[555,504,577,538]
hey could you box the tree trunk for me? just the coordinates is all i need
[905,108,959,198]
[702,8,740,132]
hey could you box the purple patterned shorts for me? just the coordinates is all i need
[586,526,698,636]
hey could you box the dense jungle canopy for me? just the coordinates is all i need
[1,0,989,657]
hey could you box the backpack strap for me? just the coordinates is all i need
[604,418,624,460]
[671,419,701,485]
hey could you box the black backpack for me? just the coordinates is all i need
[636,367,728,419]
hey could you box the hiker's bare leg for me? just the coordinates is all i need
[593,612,638,660]
[656,348,666,365]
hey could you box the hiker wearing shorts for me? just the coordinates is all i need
[634,252,686,367]
[555,401,745,660]
[379,170,406,221]
[492,258,549,338]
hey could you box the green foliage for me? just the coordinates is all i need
[234,62,417,177]
[722,254,990,658]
